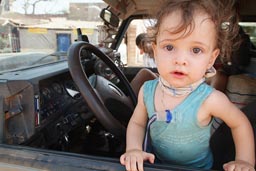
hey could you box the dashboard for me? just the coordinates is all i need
[0,61,93,145]
[38,72,84,126]
[0,47,123,149]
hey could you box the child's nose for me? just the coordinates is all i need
[173,54,187,66]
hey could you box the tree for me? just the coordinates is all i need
[21,0,53,14]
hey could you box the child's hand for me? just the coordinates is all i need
[223,160,255,171]
[120,149,155,171]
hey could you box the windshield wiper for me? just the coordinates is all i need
[28,51,67,66]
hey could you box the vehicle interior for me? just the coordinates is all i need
[0,0,255,170]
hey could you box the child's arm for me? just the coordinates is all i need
[120,86,155,171]
[208,90,255,170]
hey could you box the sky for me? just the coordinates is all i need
[11,0,104,14]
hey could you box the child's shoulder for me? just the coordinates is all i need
[143,78,159,87]
[145,77,159,83]
[205,88,232,107]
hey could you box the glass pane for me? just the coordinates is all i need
[240,22,256,46]
[118,19,156,68]
[0,0,107,72]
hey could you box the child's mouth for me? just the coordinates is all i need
[174,71,185,75]
[172,71,186,78]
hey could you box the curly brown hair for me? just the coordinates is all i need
[149,0,240,63]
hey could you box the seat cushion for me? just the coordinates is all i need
[225,74,256,109]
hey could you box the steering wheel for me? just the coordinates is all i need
[67,41,137,139]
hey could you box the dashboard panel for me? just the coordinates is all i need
[38,73,84,126]
[0,61,92,145]
[0,53,125,147]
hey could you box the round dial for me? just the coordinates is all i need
[52,83,63,94]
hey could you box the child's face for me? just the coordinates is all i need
[153,9,220,87]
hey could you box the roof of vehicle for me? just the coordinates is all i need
[103,0,256,22]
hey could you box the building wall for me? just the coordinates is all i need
[18,27,99,53]
[125,19,147,66]
[19,28,57,53]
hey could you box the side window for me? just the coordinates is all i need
[118,19,151,67]
[240,23,256,47]
[239,23,256,74]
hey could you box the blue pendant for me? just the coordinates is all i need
[165,109,172,123]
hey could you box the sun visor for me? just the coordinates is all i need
[103,0,136,20]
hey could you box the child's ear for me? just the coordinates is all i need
[208,48,220,68]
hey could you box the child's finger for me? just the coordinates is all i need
[223,164,235,171]
[119,154,126,165]
[137,157,144,171]
[130,155,138,171]
[223,161,255,171]
[124,156,131,171]
[143,152,155,164]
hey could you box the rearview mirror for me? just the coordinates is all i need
[100,8,119,28]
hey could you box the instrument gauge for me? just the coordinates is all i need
[41,88,52,99]
[52,83,63,94]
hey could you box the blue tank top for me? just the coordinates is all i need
[143,79,214,169]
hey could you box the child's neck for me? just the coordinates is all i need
[159,77,205,97]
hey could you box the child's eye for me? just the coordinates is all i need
[165,45,173,51]
[192,48,202,54]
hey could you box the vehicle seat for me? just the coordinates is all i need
[206,70,229,93]
[130,68,158,96]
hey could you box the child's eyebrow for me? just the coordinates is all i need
[158,39,173,44]
[191,41,210,49]
[161,29,182,36]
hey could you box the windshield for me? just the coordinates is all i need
[0,0,107,72]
